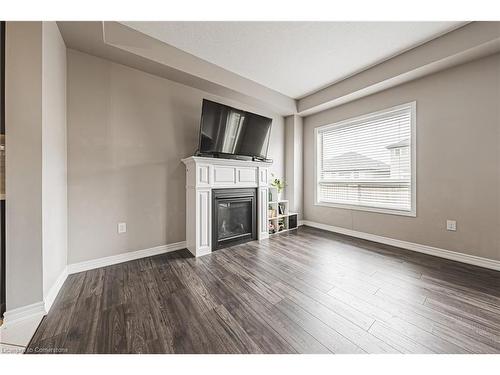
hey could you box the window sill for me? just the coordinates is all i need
[314,201,416,217]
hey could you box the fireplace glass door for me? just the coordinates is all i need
[212,189,257,250]
[217,199,252,241]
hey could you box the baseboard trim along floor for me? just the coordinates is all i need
[301,220,500,271]
[0,301,45,350]
[1,301,46,327]
[44,268,69,313]
[67,241,187,275]
[0,313,45,349]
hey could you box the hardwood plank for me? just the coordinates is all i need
[330,283,500,353]
[275,298,365,353]
[192,259,296,353]
[368,321,435,354]
[219,274,331,353]
[272,282,398,353]
[208,304,264,354]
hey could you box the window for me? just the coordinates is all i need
[315,102,416,216]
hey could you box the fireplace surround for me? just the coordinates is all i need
[182,156,270,256]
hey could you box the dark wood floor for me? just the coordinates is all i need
[27,226,500,354]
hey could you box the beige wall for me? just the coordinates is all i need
[303,53,500,261]
[67,49,285,264]
[5,22,44,310]
[42,22,67,302]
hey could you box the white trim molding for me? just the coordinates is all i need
[302,220,500,271]
[44,267,69,312]
[2,301,46,327]
[67,241,187,275]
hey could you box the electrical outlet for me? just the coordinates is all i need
[446,220,457,231]
[118,222,127,234]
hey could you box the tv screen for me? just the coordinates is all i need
[198,99,272,159]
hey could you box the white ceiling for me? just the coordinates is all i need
[121,22,465,99]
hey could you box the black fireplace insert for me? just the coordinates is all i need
[212,188,257,250]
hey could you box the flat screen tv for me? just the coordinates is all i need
[197,99,272,160]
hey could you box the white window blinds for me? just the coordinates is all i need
[316,102,415,215]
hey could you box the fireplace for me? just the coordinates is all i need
[212,188,257,250]
[182,156,270,257]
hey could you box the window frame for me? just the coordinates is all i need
[313,101,417,217]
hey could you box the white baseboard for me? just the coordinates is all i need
[43,267,69,313]
[302,220,500,271]
[2,301,46,327]
[67,241,187,275]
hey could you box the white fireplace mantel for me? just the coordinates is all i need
[181,156,271,257]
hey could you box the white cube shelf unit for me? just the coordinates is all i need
[267,187,298,235]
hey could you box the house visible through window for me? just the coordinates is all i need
[315,102,416,216]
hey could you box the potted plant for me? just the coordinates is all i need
[271,174,286,201]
